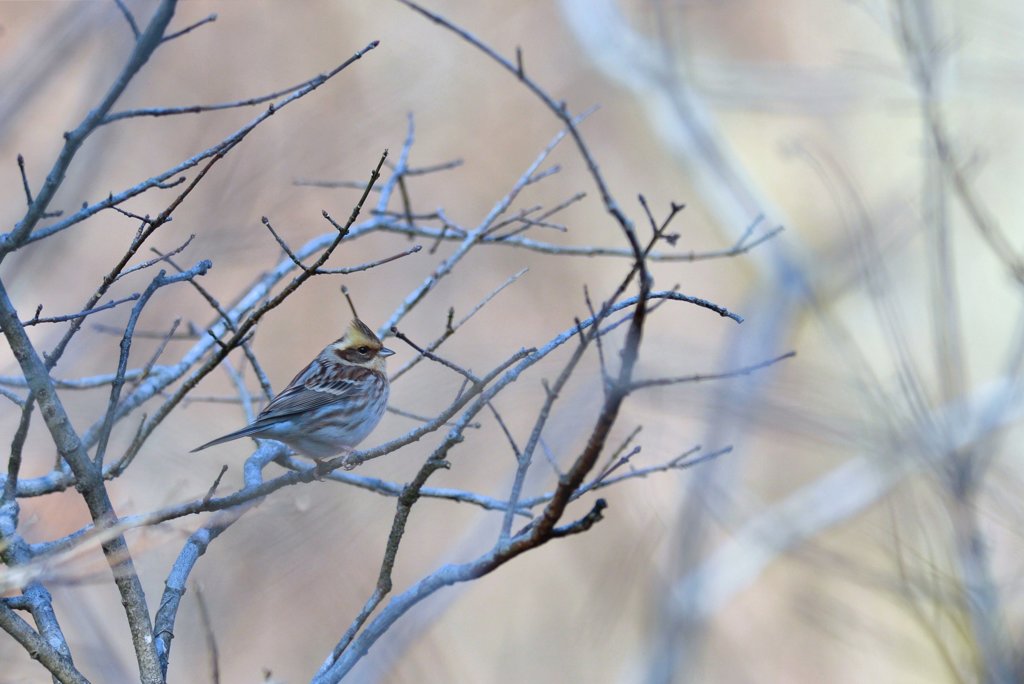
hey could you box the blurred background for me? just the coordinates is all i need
[1,1,1022,682]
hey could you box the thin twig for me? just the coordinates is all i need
[0,0,179,264]
[629,351,796,390]
[160,13,217,43]
[389,268,528,382]
[195,584,221,684]
[390,327,479,383]
[16,40,380,251]
[261,216,308,272]
[16,154,33,207]
[375,220,784,261]
[132,319,181,390]
[113,0,140,39]
[94,262,211,468]
[3,396,34,504]
[116,234,196,281]
[21,295,140,327]
[319,244,424,274]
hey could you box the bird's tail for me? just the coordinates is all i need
[191,424,264,453]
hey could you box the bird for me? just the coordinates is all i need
[192,318,394,459]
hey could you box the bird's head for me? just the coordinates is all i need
[326,319,395,372]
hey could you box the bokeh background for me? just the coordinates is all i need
[1,1,1022,682]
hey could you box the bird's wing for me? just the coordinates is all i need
[191,361,382,453]
[254,363,375,423]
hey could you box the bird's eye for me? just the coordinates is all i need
[357,346,370,355]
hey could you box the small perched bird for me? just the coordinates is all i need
[192,318,394,458]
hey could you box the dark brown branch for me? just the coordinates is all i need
[16,154,33,206]
[390,326,480,383]
[549,498,607,538]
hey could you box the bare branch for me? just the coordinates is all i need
[43,141,233,378]
[194,584,221,684]
[0,603,88,684]
[0,0,179,263]
[0,386,26,407]
[93,261,212,468]
[375,219,784,262]
[3,397,34,505]
[628,351,796,390]
[113,0,140,39]
[390,327,479,383]
[160,12,217,43]
[396,0,634,239]
[18,39,380,249]
[16,154,34,207]
[20,294,140,327]
[0,267,162,683]
[389,267,527,382]
[378,114,584,337]
[315,244,422,274]
[116,233,196,281]
[261,216,308,272]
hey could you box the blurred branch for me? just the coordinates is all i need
[19,39,380,249]
[112,0,140,39]
[0,369,153,391]
[0,0,178,263]
[160,12,217,44]
[894,0,1023,288]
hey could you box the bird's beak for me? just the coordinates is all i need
[380,346,395,358]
